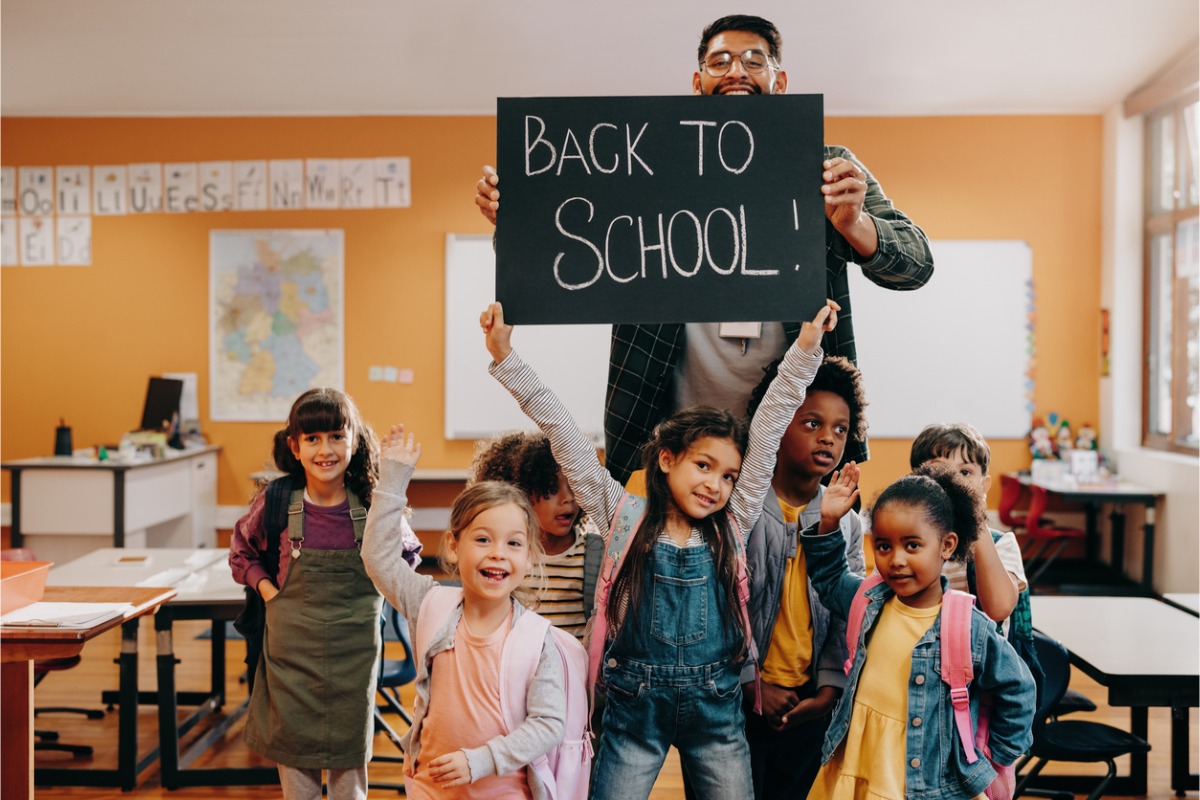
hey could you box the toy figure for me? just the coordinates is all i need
[1075,424,1097,451]
[1029,421,1055,459]
[1055,420,1073,454]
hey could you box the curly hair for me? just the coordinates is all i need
[746,355,868,445]
[470,431,562,500]
[272,387,378,506]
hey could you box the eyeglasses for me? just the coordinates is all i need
[700,49,777,76]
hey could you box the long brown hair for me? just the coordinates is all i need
[605,406,751,660]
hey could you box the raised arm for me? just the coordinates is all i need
[483,303,625,533]
[362,425,437,619]
[799,464,865,618]
[726,300,836,533]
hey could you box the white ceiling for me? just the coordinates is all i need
[2,0,1197,117]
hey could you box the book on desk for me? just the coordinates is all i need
[1,601,133,628]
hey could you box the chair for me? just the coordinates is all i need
[1013,631,1150,800]
[998,473,1032,533]
[1022,485,1085,589]
[369,602,417,794]
[2,548,106,757]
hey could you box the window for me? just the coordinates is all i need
[1143,94,1199,453]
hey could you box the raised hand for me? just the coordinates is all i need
[819,461,859,535]
[380,424,421,468]
[480,302,513,363]
[796,299,841,354]
[474,165,500,225]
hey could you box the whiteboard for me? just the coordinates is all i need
[444,234,609,441]
[847,240,1034,439]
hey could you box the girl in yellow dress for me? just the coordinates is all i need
[799,464,1035,800]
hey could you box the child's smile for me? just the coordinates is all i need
[658,436,742,525]
[447,502,532,609]
[289,429,353,493]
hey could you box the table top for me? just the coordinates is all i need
[1164,592,1200,614]
[2,444,220,472]
[1011,472,1163,501]
[45,547,243,608]
[1031,595,1199,683]
[1,585,176,654]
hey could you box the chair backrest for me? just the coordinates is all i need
[1030,630,1071,735]
[1,547,38,562]
[379,602,417,688]
[1025,484,1052,537]
[997,475,1027,530]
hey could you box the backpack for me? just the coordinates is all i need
[967,531,1045,708]
[844,574,1016,800]
[584,494,762,714]
[232,476,366,690]
[415,586,592,800]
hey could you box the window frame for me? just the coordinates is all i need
[1141,90,1199,455]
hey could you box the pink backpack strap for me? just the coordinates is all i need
[844,572,887,675]
[585,494,643,704]
[941,588,979,764]
[500,609,551,734]
[415,585,464,667]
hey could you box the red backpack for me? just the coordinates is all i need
[844,574,1015,800]
[415,587,592,800]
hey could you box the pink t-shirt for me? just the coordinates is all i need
[408,611,530,799]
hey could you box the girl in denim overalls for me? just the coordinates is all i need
[800,464,1036,800]
[481,300,838,800]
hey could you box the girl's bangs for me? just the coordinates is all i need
[293,393,348,434]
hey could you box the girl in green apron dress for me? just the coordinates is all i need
[230,388,418,800]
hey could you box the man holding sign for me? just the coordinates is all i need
[475,14,933,486]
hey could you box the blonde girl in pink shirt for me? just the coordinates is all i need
[362,425,569,800]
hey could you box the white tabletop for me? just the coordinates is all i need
[1031,595,1199,678]
[46,547,233,602]
[1164,593,1200,614]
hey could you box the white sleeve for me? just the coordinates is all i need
[993,530,1028,592]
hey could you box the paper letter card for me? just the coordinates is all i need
[164,163,199,213]
[18,167,54,217]
[199,162,234,211]
[495,94,825,325]
[1,167,15,216]
[57,216,92,266]
[93,166,128,215]
[128,163,163,214]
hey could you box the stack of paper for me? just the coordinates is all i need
[1,602,133,628]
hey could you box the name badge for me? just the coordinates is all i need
[718,322,762,340]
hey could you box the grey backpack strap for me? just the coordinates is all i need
[287,488,305,557]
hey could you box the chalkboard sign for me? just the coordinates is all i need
[495,95,825,325]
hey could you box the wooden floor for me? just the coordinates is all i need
[21,617,1197,800]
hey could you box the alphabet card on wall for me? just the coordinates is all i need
[495,94,825,325]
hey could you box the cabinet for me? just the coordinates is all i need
[2,445,220,564]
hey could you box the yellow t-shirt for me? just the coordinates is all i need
[760,498,815,687]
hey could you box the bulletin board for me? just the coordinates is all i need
[444,233,609,441]
[847,239,1034,438]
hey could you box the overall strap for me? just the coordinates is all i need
[941,588,979,764]
[286,488,305,556]
[346,488,367,542]
[844,572,887,675]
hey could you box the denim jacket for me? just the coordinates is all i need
[741,484,865,689]
[801,526,1036,800]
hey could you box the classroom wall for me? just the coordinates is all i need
[1,114,1102,511]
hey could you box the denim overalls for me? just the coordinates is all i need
[591,538,753,800]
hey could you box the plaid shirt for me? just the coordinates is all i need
[603,145,934,485]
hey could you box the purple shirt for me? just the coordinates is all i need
[230,489,423,591]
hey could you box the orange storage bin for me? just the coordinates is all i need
[1,560,53,613]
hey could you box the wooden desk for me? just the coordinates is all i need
[1031,595,1199,796]
[1,586,174,800]
[2,445,220,565]
[1014,473,1163,593]
[47,547,277,789]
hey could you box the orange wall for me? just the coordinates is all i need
[1,115,1102,508]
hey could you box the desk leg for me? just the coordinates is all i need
[211,620,226,708]
[155,609,182,790]
[1110,506,1126,579]
[1131,706,1149,795]
[117,618,140,791]
[1084,503,1098,562]
[2,660,33,800]
[9,470,22,548]
[1142,504,1156,594]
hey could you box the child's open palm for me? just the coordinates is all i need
[381,424,421,468]
[797,299,841,354]
[819,462,860,535]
